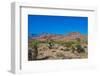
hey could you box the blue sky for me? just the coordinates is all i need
[28,15,88,35]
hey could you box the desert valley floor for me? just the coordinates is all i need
[28,32,88,60]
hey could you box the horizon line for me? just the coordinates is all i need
[28,32,88,36]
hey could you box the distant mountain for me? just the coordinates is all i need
[29,32,49,37]
[29,32,87,42]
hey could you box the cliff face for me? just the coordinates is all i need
[67,32,87,40]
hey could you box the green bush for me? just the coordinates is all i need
[32,40,39,48]
[76,44,85,53]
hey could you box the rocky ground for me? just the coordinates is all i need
[28,43,88,60]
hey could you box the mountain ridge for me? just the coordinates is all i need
[29,32,87,42]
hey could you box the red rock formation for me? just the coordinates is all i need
[31,32,87,42]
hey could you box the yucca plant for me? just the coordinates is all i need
[47,39,54,49]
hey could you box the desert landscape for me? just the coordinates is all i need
[28,32,88,61]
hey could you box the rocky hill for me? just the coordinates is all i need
[29,32,87,42]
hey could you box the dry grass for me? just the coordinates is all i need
[35,43,88,60]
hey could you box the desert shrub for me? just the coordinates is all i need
[57,41,65,45]
[64,41,75,48]
[31,40,40,59]
[76,38,81,43]
[71,44,77,53]
[64,42,72,48]
[28,48,38,60]
[28,48,33,60]
[76,44,85,53]
[32,40,39,47]
[63,48,70,51]
[84,46,87,48]
[81,38,88,44]
[47,39,55,49]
